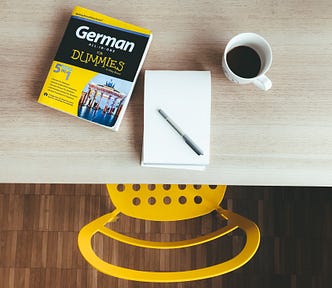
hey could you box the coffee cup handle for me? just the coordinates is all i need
[253,75,272,91]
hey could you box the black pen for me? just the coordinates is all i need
[158,109,204,156]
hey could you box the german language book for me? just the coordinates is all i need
[38,6,152,131]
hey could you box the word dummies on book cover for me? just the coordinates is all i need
[38,6,152,130]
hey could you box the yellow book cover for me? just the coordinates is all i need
[38,6,152,131]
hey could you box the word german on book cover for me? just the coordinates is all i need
[38,6,152,131]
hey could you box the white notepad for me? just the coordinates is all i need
[141,70,211,170]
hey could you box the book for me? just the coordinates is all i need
[38,6,152,131]
[141,71,211,170]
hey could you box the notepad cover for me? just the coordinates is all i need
[141,70,211,170]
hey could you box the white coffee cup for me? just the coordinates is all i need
[222,33,272,91]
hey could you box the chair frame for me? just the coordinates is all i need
[78,184,260,282]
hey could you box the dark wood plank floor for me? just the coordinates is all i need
[0,184,331,288]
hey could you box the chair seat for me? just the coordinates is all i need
[78,184,260,282]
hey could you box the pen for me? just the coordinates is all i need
[158,108,204,156]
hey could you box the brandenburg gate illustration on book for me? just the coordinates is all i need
[78,82,127,127]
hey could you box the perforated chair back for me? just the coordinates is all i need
[78,184,260,282]
[107,184,226,221]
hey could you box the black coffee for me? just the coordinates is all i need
[226,46,261,78]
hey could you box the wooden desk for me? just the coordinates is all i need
[1,0,332,185]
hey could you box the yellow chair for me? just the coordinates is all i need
[78,184,260,282]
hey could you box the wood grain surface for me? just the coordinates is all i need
[0,184,331,287]
[1,1,332,184]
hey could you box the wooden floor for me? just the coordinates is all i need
[0,184,331,288]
